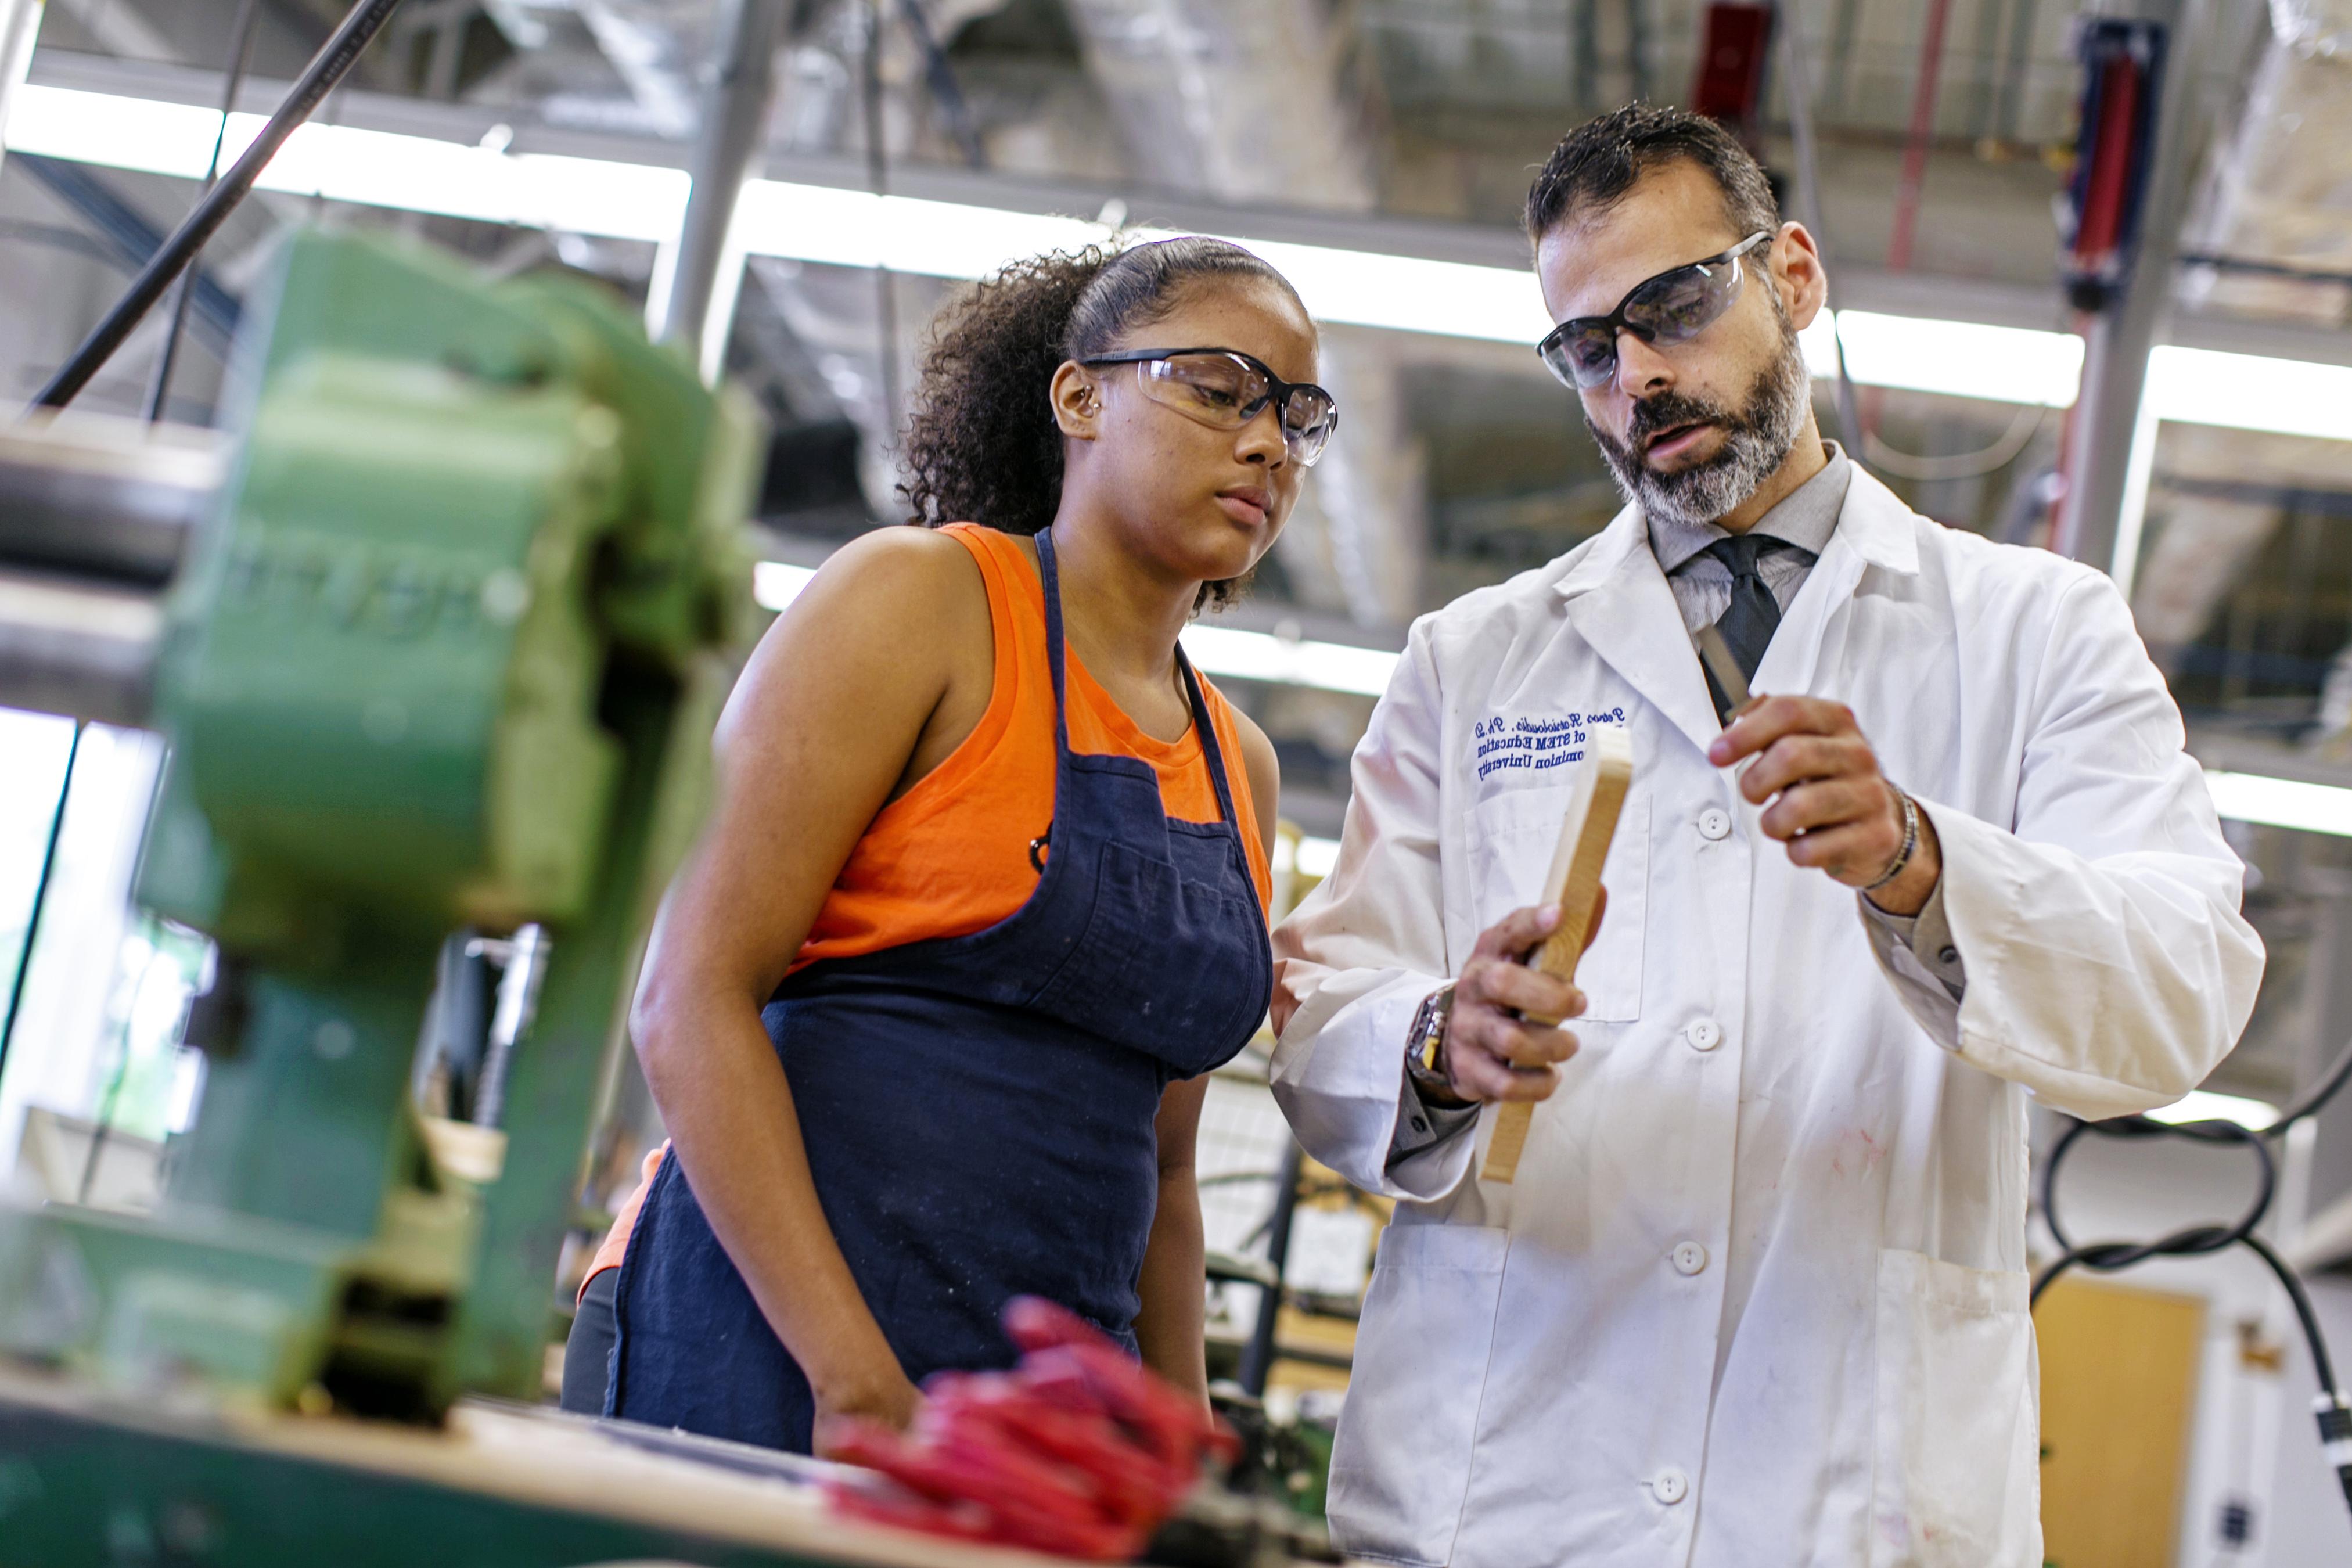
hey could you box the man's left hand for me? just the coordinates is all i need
[1706,695,1941,916]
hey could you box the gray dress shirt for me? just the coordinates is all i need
[1390,443,1962,1166]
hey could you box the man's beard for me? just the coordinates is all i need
[1585,313,1811,530]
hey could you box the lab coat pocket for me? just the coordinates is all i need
[1869,1249,2040,1568]
[1326,1222,1509,1567]
[1465,789,1649,1020]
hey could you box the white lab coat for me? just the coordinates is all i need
[1269,469,2263,1568]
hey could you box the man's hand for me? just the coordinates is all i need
[1707,695,1941,915]
[1438,893,1606,1103]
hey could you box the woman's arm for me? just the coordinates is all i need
[630,528,992,1449]
[1134,1073,1211,1404]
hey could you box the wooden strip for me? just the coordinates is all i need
[1480,728,1634,1185]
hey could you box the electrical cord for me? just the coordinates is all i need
[2035,1027,2352,1517]
[143,0,265,425]
[26,0,407,414]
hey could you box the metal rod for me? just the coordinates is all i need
[1238,1139,1304,1398]
[145,0,266,426]
[0,0,45,186]
[0,721,81,1087]
[862,0,902,438]
[27,0,409,414]
[658,0,789,348]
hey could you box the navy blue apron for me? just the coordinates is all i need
[606,527,1272,1452]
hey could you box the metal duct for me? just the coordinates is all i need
[1059,0,1376,210]
[2184,0,2352,323]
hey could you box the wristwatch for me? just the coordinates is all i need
[1404,983,1472,1107]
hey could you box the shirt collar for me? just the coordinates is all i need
[1645,441,1853,574]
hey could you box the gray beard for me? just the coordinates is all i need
[1588,332,1811,530]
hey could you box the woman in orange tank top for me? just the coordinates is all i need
[563,237,1339,1456]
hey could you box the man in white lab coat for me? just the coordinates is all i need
[1269,105,2264,1567]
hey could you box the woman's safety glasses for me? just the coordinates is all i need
[1535,231,1774,391]
[1081,348,1339,467]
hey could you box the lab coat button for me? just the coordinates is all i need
[1698,807,1732,840]
[1684,1018,1722,1052]
[1652,1467,1690,1505]
[1671,1241,1708,1276]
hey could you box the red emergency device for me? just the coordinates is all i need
[1691,3,1775,132]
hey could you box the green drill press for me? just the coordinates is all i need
[0,230,977,1566]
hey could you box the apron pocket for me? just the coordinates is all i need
[1027,839,1263,1057]
[1869,1249,2040,1567]
[1328,1223,1509,1567]
[1466,789,1648,1022]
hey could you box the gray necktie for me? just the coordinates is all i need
[1703,535,1789,721]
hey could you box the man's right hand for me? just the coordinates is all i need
[1440,894,1605,1103]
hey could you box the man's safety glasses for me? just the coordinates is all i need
[1535,231,1775,392]
[1081,348,1340,467]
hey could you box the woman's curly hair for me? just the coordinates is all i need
[897,236,1305,609]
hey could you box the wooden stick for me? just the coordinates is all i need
[1479,727,1634,1185]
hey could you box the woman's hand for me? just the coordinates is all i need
[812,1361,923,1456]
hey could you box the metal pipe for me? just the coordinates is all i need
[26,0,409,413]
[1238,1139,1304,1398]
[2058,0,2207,576]
[0,571,163,727]
[1885,0,1955,273]
[657,0,789,350]
[0,419,225,587]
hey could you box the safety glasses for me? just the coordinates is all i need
[1535,231,1775,391]
[1080,347,1340,467]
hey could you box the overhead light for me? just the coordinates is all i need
[2146,345,2352,443]
[2,87,686,239]
[2204,769,2352,837]
[2143,1089,2278,1130]
[1176,625,1398,699]
[752,559,1401,698]
[17,83,2352,437]
[1799,311,2083,408]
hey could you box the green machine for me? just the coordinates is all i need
[0,231,940,1566]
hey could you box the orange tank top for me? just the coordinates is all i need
[580,523,1271,1294]
[792,522,1271,968]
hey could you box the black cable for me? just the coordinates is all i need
[26,0,408,414]
[0,722,81,1085]
[2034,1052,2352,1523]
[145,0,266,426]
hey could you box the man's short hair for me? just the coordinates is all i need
[1525,103,1780,245]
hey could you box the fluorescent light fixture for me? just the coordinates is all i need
[1177,625,1398,698]
[3,87,687,239]
[753,558,1400,697]
[1800,311,2083,408]
[2204,769,2352,837]
[17,83,2352,436]
[2143,1089,2278,1130]
[2146,345,2352,443]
